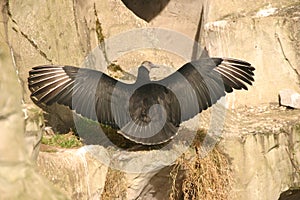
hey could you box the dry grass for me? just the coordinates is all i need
[101,168,127,200]
[97,129,232,200]
[170,130,233,200]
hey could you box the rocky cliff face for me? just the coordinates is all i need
[0,0,299,199]
[0,1,67,199]
[206,1,300,108]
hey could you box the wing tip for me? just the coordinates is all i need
[214,57,255,91]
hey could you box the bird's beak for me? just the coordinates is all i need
[148,62,160,69]
[141,61,159,71]
[149,65,159,69]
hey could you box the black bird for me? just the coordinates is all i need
[28,51,255,145]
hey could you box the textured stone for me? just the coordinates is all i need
[35,106,300,200]
[2,0,300,199]
[0,2,68,198]
[205,3,300,108]
[37,144,186,200]
[279,89,300,109]
[37,148,109,199]
[207,0,299,22]
[219,106,300,200]
[5,0,205,133]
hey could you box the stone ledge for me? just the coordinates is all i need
[36,105,300,200]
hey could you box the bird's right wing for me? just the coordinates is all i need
[157,56,255,122]
[28,65,132,128]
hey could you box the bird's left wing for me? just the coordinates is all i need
[28,65,132,128]
[157,56,255,122]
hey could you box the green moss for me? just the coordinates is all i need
[95,18,104,44]
[94,3,104,44]
[42,132,82,148]
[107,63,123,72]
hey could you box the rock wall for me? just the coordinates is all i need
[0,1,67,199]
[1,0,300,199]
[220,106,300,200]
[4,0,299,132]
[206,1,300,107]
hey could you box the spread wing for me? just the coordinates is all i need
[28,65,132,129]
[157,55,255,122]
[28,55,255,146]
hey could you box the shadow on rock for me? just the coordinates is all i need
[121,0,170,22]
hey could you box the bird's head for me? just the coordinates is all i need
[136,61,159,83]
[140,61,158,72]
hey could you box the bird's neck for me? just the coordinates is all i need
[135,67,151,85]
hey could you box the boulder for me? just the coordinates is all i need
[279,89,300,109]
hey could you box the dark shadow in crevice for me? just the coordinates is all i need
[279,188,300,200]
[121,0,170,22]
[191,5,205,60]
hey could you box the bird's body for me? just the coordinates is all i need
[28,51,255,145]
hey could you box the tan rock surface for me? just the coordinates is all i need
[220,106,300,200]
[205,3,300,107]
[1,0,300,199]
[0,2,68,198]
